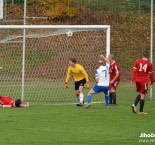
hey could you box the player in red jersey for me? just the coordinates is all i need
[0,96,29,108]
[131,50,153,115]
[108,54,120,105]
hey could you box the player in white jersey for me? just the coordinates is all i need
[86,55,110,109]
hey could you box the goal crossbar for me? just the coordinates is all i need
[0,25,110,29]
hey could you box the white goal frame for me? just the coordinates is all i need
[0,25,110,102]
[0,0,3,19]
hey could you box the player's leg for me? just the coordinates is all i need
[86,85,101,109]
[77,79,86,106]
[112,81,119,105]
[103,86,110,107]
[134,94,141,106]
[109,84,113,104]
[75,90,80,102]
[77,85,85,106]
[109,81,119,105]
[75,81,80,105]
[109,89,116,105]
[139,93,146,114]
[111,91,116,105]
[138,82,148,114]
[132,94,140,113]
[131,82,140,113]
[86,89,95,109]
[132,93,147,114]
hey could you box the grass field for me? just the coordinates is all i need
[0,85,155,145]
[80,0,154,12]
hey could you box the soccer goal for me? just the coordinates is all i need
[0,25,110,104]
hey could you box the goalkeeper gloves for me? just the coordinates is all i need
[64,82,68,89]
[86,82,90,89]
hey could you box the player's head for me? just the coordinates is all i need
[108,54,115,62]
[15,99,22,107]
[69,58,77,66]
[143,50,149,58]
[98,59,105,66]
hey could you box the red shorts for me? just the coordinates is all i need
[136,80,148,94]
[110,80,120,91]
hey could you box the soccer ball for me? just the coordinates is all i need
[66,30,73,37]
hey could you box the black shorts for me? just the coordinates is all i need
[75,78,86,90]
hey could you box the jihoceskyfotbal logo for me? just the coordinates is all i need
[139,133,155,143]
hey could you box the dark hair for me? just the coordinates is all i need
[15,99,22,107]
[143,50,149,58]
[69,58,77,63]
[109,54,114,60]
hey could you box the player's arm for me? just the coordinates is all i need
[110,65,119,84]
[149,72,153,85]
[0,104,11,108]
[95,71,99,83]
[131,62,137,85]
[64,67,71,89]
[148,64,153,85]
[80,66,90,88]
[19,102,29,107]
[99,55,110,64]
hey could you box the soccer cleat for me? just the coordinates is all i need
[109,103,117,106]
[76,103,83,106]
[108,103,113,106]
[86,104,91,109]
[131,104,136,113]
[138,112,148,115]
[76,100,84,106]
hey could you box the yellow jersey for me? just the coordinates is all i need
[65,64,89,83]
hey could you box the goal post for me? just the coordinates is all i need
[0,25,110,104]
[0,0,3,19]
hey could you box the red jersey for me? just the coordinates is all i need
[109,61,120,81]
[0,96,15,108]
[132,58,153,83]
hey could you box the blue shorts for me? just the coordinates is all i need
[93,85,109,94]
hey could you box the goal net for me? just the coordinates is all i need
[0,25,110,104]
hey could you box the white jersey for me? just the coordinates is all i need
[95,64,110,86]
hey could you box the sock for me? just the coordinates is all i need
[79,93,84,104]
[87,94,92,104]
[112,92,116,104]
[139,99,145,112]
[134,94,140,106]
[109,93,112,104]
[105,95,109,107]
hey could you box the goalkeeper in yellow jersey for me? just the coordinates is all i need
[64,58,90,106]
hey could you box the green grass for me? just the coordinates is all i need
[0,85,155,145]
[79,0,155,12]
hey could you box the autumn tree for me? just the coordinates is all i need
[37,0,78,20]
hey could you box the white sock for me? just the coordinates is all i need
[79,93,84,104]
